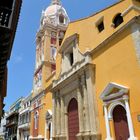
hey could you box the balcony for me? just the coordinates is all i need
[0,1,14,86]
[0,0,22,105]
[0,6,12,28]
[5,120,18,127]
[18,122,30,130]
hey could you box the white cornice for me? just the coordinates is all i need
[121,5,140,17]
[19,107,31,115]
[59,33,79,53]
[94,16,104,26]
[100,82,129,101]
[36,22,67,44]
[29,135,44,139]
[30,103,45,112]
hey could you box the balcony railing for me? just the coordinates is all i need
[0,6,12,28]
[19,119,30,126]
[6,120,18,127]
[18,122,30,130]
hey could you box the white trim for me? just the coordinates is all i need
[104,105,113,140]
[46,110,52,120]
[100,82,137,140]
[94,16,104,26]
[29,135,44,139]
[19,107,30,115]
[121,5,140,17]
[128,137,138,140]
[125,100,137,140]
[100,82,128,100]
[105,97,124,105]
[30,103,45,112]
[34,111,39,130]
[50,122,53,140]
[108,101,125,120]
[131,23,140,65]
[45,121,47,140]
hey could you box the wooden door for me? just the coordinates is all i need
[48,123,51,140]
[68,98,79,140]
[113,105,130,140]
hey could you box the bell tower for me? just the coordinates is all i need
[33,0,70,95]
[51,0,61,5]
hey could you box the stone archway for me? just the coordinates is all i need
[46,110,52,140]
[68,98,79,140]
[113,105,130,140]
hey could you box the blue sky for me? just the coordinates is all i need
[5,0,118,111]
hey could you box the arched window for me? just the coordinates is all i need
[113,13,123,28]
[59,14,64,24]
[34,111,39,129]
[46,110,52,140]
[113,105,130,140]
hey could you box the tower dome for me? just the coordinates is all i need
[40,0,70,27]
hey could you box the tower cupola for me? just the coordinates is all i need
[40,0,70,27]
[51,0,61,5]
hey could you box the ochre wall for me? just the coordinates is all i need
[93,27,140,139]
[54,0,140,139]
[55,0,140,79]
[38,91,52,137]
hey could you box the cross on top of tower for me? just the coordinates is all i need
[51,0,61,5]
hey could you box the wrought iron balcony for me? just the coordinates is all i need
[0,6,12,28]
[5,120,18,127]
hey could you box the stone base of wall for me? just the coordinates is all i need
[52,135,67,140]
[52,133,101,140]
[77,132,101,140]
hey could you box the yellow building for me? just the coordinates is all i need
[51,0,140,140]
[29,0,69,139]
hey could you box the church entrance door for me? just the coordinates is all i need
[113,105,130,140]
[68,98,79,140]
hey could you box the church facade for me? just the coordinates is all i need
[51,0,140,140]
[29,0,140,140]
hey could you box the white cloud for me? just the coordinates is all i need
[14,54,23,64]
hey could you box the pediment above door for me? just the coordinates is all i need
[100,82,129,102]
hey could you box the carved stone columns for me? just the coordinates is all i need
[81,74,90,133]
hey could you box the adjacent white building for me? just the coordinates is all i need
[0,113,8,139]
[18,94,32,140]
